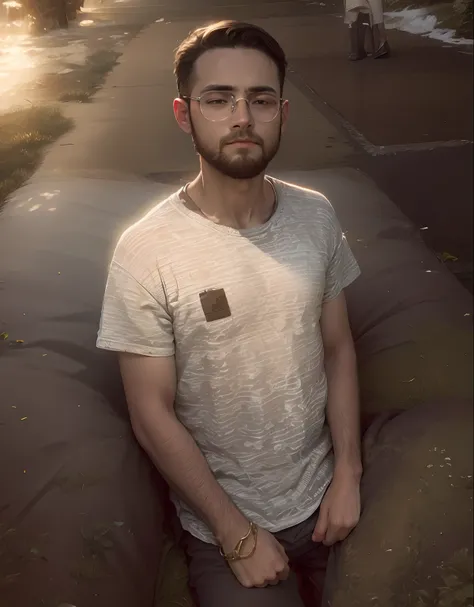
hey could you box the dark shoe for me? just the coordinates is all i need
[374,40,390,58]
[349,50,366,61]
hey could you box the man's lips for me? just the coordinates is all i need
[226,140,260,146]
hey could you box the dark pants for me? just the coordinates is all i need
[184,508,329,607]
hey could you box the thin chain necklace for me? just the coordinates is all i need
[181,179,277,227]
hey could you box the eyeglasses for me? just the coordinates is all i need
[182,91,283,123]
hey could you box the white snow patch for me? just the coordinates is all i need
[385,7,473,46]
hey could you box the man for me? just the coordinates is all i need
[97,20,362,607]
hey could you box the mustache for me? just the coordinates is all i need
[221,132,264,147]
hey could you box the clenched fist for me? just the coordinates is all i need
[223,526,290,588]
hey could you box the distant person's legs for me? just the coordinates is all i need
[345,0,390,60]
[345,10,369,61]
[372,23,390,58]
[370,0,390,58]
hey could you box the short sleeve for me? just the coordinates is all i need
[96,259,174,357]
[323,218,361,303]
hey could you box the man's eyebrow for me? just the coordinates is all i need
[200,84,235,94]
[199,84,278,95]
[246,86,278,95]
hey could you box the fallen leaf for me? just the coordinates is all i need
[402,377,416,383]
[16,339,24,344]
[0,332,8,340]
[20,416,27,421]
[440,251,459,262]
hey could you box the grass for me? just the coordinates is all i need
[57,49,121,104]
[0,106,73,209]
[0,47,121,210]
[0,48,121,209]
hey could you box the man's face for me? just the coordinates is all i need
[175,48,288,180]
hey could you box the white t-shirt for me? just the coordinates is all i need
[97,177,361,544]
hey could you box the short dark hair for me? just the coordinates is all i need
[174,20,287,96]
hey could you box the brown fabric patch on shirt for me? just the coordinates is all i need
[199,289,231,322]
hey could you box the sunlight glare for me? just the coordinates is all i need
[2,1,23,9]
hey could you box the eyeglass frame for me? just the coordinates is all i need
[180,91,285,123]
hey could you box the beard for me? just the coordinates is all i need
[190,119,282,180]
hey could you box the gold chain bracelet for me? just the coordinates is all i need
[219,522,258,562]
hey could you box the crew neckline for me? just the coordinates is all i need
[171,176,284,237]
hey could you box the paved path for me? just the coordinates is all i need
[0,3,472,604]
[30,0,472,289]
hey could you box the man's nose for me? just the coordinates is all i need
[231,98,254,128]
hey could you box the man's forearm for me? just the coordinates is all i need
[325,340,362,478]
[132,409,249,545]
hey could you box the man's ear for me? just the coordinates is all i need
[173,98,192,134]
[281,99,289,133]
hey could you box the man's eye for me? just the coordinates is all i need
[205,96,231,105]
[252,96,277,106]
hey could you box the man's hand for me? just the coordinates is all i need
[312,471,361,546]
[223,526,290,588]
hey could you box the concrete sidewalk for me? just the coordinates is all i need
[33,1,473,289]
[258,8,472,285]
[39,18,356,179]
[1,5,472,604]
[261,12,473,148]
